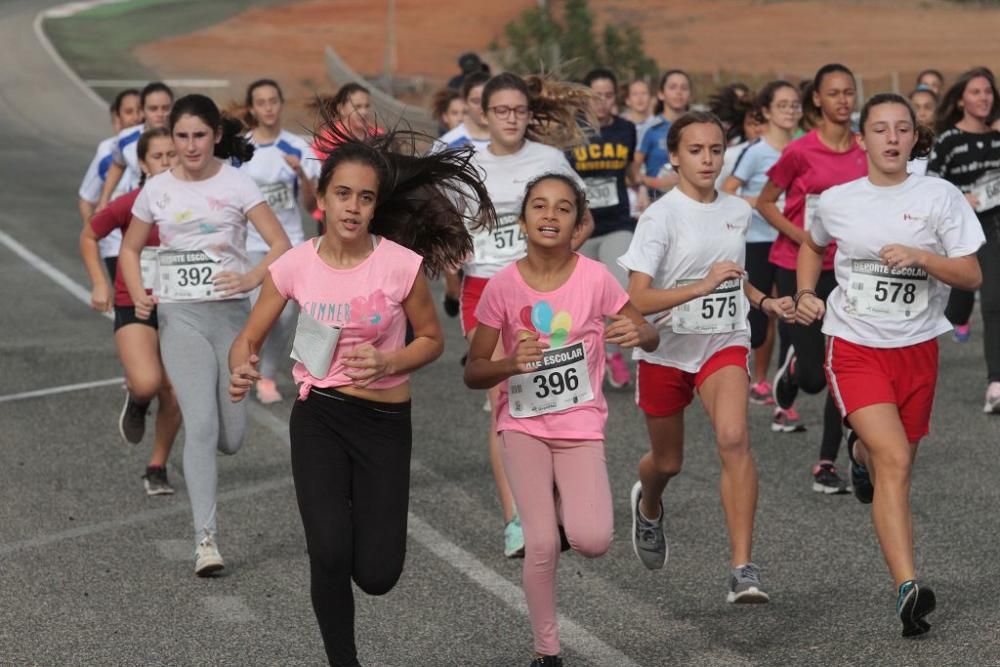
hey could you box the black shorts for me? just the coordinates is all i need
[114,305,159,332]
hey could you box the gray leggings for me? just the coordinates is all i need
[158,300,249,546]
[248,250,298,380]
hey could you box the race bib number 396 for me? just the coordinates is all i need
[847,260,929,318]
[672,278,747,334]
[508,342,594,418]
[156,250,221,301]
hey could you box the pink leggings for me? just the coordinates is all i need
[500,431,614,656]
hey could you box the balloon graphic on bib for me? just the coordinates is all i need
[531,301,553,334]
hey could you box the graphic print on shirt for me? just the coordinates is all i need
[508,300,594,418]
[300,289,390,341]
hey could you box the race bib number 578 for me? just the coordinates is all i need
[508,342,594,418]
[847,260,928,318]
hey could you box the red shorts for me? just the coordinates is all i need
[460,275,490,337]
[636,346,750,418]
[825,336,938,443]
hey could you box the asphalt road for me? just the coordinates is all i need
[1,2,999,665]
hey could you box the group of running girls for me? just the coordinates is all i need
[73,59,992,665]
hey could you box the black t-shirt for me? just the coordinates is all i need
[568,116,636,236]
[927,127,1000,218]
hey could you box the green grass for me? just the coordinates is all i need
[43,0,296,96]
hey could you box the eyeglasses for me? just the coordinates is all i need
[775,102,803,112]
[488,105,530,120]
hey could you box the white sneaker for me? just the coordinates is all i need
[195,536,225,577]
[984,382,1000,414]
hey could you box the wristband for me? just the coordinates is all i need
[793,289,816,306]
[757,295,772,310]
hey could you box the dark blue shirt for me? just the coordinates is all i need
[569,116,636,236]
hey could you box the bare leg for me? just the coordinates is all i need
[637,411,684,521]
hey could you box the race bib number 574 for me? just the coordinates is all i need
[508,342,594,418]
[473,213,526,265]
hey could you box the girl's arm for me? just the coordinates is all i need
[794,235,827,325]
[343,273,444,387]
[120,217,156,318]
[285,153,318,214]
[757,179,806,244]
[604,301,659,352]
[571,208,595,250]
[216,203,292,297]
[96,162,125,211]
[229,274,289,401]
[464,324,547,390]
[879,245,982,291]
[79,222,112,312]
[721,175,758,207]
[626,262,746,316]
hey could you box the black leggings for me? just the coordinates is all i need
[289,388,413,667]
[775,268,843,462]
[944,219,1000,382]
[746,242,784,350]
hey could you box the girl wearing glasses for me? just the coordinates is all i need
[462,72,595,559]
[722,81,803,417]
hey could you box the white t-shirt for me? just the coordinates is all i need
[907,157,929,176]
[716,141,749,190]
[465,140,584,278]
[811,175,985,348]
[618,188,752,372]
[241,130,319,254]
[430,122,491,155]
[131,163,266,303]
[112,123,146,191]
[80,135,137,258]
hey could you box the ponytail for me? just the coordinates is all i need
[170,94,255,164]
[481,73,597,149]
[912,123,935,160]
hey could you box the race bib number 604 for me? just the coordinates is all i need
[508,342,594,418]
[672,278,747,334]
[847,260,929,318]
[156,250,221,301]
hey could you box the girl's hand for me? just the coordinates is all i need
[965,191,981,210]
[762,295,796,322]
[134,294,156,320]
[794,292,826,325]
[229,354,261,402]
[699,261,745,296]
[283,153,302,173]
[510,330,548,374]
[879,244,927,270]
[604,313,642,348]
[214,271,257,297]
[343,344,389,387]
[90,283,112,313]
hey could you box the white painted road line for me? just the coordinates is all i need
[0,377,124,404]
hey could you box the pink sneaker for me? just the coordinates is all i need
[771,406,807,433]
[256,378,283,404]
[954,323,971,342]
[606,352,632,389]
[749,381,775,405]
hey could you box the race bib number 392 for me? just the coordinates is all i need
[672,278,747,334]
[156,250,221,301]
[508,342,594,418]
[847,260,929,318]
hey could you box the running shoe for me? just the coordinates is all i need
[772,345,798,410]
[749,380,775,405]
[195,535,225,577]
[726,562,770,603]
[771,406,807,433]
[630,481,668,570]
[983,382,1000,414]
[504,516,525,558]
[443,294,460,318]
[255,378,283,404]
[528,656,563,667]
[142,465,175,496]
[953,323,971,343]
[606,351,632,389]
[846,431,874,504]
[118,394,149,445]
[812,462,849,494]
[897,580,936,638]
[483,396,492,413]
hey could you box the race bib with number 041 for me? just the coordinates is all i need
[672,278,747,334]
[139,247,158,291]
[472,213,526,265]
[970,170,1000,213]
[803,194,820,231]
[261,181,295,210]
[847,260,929,318]
[156,250,222,301]
[584,176,619,209]
[508,342,594,418]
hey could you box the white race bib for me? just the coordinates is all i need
[261,181,295,211]
[472,213,525,265]
[803,194,820,231]
[847,260,929,318]
[139,247,158,291]
[672,278,747,334]
[970,170,1000,212]
[156,250,222,301]
[290,310,342,378]
[507,342,594,418]
[584,176,619,209]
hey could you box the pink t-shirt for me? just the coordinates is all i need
[475,255,630,441]
[269,237,423,398]
[766,130,868,271]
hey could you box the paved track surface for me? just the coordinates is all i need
[2,2,999,664]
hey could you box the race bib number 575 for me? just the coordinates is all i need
[156,250,221,301]
[508,342,594,418]
[672,278,747,334]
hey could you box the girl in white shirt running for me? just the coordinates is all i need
[619,111,795,603]
[796,93,984,638]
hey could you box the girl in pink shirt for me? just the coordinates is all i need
[464,174,657,667]
[228,120,495,667]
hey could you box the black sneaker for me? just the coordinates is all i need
[897,580,935,638]
[443,294,460,317]
[846,430,874,504]
[773,345,798,410]
[118,394,149,445]
[812,462,849,494]
[529,656,563,667]
[143,465,175,496]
